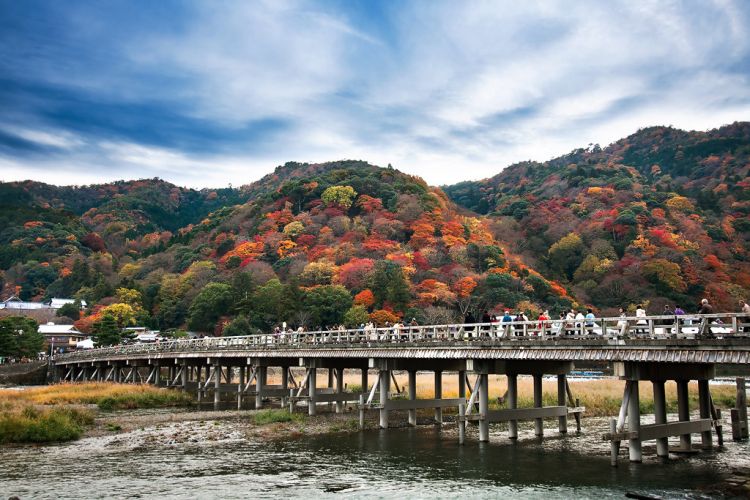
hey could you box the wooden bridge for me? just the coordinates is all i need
[53,312,750,465]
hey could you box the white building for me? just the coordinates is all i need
[38,322,88,353]
[0,296,86,310]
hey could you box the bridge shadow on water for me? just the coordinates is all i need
[275,423,740,497]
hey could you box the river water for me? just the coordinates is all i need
[1,412,747,499]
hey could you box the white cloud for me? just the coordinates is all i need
[0,125,85,150]
[1,0,749,187]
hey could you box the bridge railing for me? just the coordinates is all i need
[54,313,750,362]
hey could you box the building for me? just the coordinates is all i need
[1,296,47,310]
[0,296,86,311]
[38,322,88,353]
[48,298,87,309]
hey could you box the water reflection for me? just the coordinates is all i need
[1,415,745,499]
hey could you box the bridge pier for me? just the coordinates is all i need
[336,368,345,414]
[280,366,289,408]
[214,363,221,410]
[557,374,568,434]
[256,366,267,409]
[461,360,580,444]
[507,373,518,439]
[408,370,417,426]
[533,374,543,437]
[653,380,669,457]
[676,379,691,452]
[379,369,390,428]
[434,371,443,424]
[308,367,318,416]
[478,373,489,442]
[606,362,716,465]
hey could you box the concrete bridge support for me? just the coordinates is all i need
[607,362,717,465]
[462,360,579,444]
[379,369,390,428]
[557,375,568,434]
[434,371,443,424]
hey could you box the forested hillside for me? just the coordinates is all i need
[0,161,574,340]
[444,122,750,313]
[1,123,748,341]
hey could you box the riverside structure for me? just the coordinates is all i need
[53,312,750,465]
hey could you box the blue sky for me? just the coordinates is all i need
[1,0,749,188]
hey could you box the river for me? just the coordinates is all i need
[1,411,747,499]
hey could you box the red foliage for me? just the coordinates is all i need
[357,195,383,213]
[337,258,375,289]
[323,206,345,218]
[703,254,723,270]
[362,235,400,253]
[295,234,317,247]
[412,251,430,270]
[81,232,106,252]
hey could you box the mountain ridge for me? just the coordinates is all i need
[1,122,748,337]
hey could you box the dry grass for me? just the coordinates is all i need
[272,370,738,418]
[0,382,193,410]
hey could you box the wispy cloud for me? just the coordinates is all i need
[0,0,748,187]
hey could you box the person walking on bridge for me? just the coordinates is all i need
[501,311,513,338]
[740,300,750,333]
[698,298,714,337]
[537,310,549,336]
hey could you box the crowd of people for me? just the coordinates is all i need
[266,298,750,341]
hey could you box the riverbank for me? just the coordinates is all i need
[0,377,742,445]
[0,361,47,386]
[0,383,193,443]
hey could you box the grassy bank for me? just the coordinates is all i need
[0,405,94,444]
[0,383,193,444]
[0,383,194,410]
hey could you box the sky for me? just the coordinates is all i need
[1,0,749,188]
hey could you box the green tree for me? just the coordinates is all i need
[548,233,585,280]
[369,260,411,312]
[56,300,82,320]
[0,316,41,358]
[321,185,357,209]
[222,315,253,336]
[247,279,294,331]
[187,282,233,332]
[303,285,353,327]
[343,305,370,328]
[231,272,255,314]
[92,314,121,347]
[642,259,687,294]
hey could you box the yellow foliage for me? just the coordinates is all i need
[100,303,137,327]
[665,195,695,212]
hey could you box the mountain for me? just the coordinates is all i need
[0,161,574,336]
[444,122,750,313]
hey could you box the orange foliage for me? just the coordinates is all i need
[409,216,436,248]
[549,281,569,298]
[441,219,466,247]
[452,276,478,298]
[354,289,375,308]
[369,309,400,326]
[222,240,264,262]
[277,239,296,257]
[416,279,456,305]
